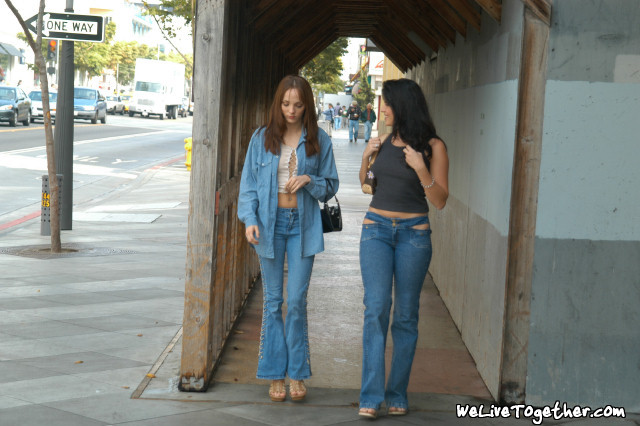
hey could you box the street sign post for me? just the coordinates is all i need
[25,12,105,43]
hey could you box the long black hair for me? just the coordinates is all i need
[382,78,442,169]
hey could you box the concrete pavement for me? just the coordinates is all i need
[0,127,637,425]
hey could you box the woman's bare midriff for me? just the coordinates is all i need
[364,207,429,229]
[278,193,298,208]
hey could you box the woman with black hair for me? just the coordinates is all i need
[238,75,339,403]
[357,78,449,419]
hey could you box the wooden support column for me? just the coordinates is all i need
[500,1,551,404]
[179,0,229,392]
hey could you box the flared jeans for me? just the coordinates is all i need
[257,208,314,380]
[359,211,433,410]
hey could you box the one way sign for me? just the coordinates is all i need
[26,12,105,43]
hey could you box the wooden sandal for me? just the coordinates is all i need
[269,380,285,402]
[289,379,307,401]
[358,408,378,419]
[388,406,408,416]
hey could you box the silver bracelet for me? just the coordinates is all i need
[421,177,436,190]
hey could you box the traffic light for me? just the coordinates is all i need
[47,40,57,61]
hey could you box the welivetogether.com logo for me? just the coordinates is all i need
[456,401,626,425]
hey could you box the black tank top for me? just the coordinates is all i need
[369,136,429,213]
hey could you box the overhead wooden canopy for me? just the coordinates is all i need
[247,0,503,72]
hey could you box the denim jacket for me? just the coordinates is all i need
[238,126,339,258]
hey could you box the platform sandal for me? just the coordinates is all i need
[289,379,307,401]
[388,406,408,416]
[358,408,378,419]
[269,380,285,402]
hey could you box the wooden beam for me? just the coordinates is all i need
[500,4,551,404]
[446,0,482,32]
[474,0,502,22]
[522,0,551,26]
[383,0,441,52]
[412,0,457,44]
[370,33,412,72]
[179,0,229,392]
[430,0,469,38]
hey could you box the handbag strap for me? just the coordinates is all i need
[367,133,390,169]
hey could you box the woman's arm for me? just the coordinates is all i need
[237,130,261,227]
[404,138,449,209]
[300,132,340,201]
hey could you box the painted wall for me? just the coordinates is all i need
[527,0,640,411]
[407,1,525,399]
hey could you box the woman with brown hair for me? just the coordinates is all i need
[238,75,339,402]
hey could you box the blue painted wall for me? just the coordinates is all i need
[527,0,640,411]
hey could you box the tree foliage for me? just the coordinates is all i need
[353,68,375,107]
[301,37,349,94]
[142,0,194,39]
[74,21,116,78]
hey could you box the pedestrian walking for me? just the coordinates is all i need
[238,75,339,403]
[333,103,342,130]
[347,100,362,142]
[361,103,376,143]
[357,78,449,419]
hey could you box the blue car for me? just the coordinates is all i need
[73,87,107,124]
[0,86,31,127]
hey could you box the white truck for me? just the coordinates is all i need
[129,58,185,120]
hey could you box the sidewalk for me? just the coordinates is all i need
[1,130,636,426]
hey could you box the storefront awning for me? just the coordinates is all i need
[0,42,25,57]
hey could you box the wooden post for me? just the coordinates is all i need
[179,0,229,392]
[500,1,551,404]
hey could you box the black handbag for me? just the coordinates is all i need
[320,181,342,233]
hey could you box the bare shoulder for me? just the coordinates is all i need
[428,137,446,151]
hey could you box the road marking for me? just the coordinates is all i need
[0,211,40,231]
[4,130,174,155]
[0,154,138,179]
[0,123,100,134]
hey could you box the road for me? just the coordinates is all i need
[0,114,192,230]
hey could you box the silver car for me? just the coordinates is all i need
[29,89,57,122]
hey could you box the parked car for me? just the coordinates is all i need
[120,94,132,113]
[28,89,57,123]
[106,94,125,115]
[73,87,107,124]
[0,86,31,127]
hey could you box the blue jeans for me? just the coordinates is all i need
[364,121,373,142]
[349,119,359,141]
[334,116,341,130]
[359,211,433,410]
[257,208,314,380]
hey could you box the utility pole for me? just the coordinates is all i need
[53,0,74,230]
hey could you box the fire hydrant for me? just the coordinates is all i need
[184,137,192,170]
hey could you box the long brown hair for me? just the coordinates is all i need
[264,75,319,157]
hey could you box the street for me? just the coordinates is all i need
[0,115,192,228]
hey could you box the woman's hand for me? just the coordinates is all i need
[403,144,428,172]
[245,225,260,245]
[363,137,382,159]
[285,174,311,194]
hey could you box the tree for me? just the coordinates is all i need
[5,0,61,252]
[353,70,375,107]
[301,37,349,94]
[75,21,116,81]
[142,0,193,69]
[109,41,157,87]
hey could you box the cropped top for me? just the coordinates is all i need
[369,136,429,213]
[278,143,298,193]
